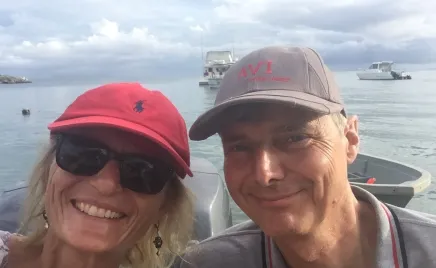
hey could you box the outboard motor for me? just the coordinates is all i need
[0,186,27,233]
[390,71,401,80]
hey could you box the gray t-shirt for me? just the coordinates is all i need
[175,186,436,268]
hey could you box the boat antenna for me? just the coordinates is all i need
[200,32,204,75]
[232,43,235,58]
[201,32,204,63]
[231,36,235,59]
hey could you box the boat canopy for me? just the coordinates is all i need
[368,61,394,71]
[205,51,235,64]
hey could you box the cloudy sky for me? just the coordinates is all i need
[1,0,435,83]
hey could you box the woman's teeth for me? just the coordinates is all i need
[74,201,123,219]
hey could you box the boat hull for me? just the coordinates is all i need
[208,78,222,89]
[356,71,395,80]
[349,153,431,207]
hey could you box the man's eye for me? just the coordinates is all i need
[229,144,248,152]
[224,143,251,154]
[287,135,308,143]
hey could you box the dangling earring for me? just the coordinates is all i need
[152,223,163,256]
[42,210,49,229]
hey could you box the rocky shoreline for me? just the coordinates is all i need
[0,75,32,84]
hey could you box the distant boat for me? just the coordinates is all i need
[356,61,412,80]
[199,50,237,89]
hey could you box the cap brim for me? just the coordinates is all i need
[48,116,193,178]
[189,90,344,141]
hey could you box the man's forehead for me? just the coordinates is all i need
[219,104,323,140]
[221,103,320,127]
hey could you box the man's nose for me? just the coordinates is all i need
[254,147,285,187]
[88,160,123,195]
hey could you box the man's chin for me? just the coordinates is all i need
[257,214,313,237]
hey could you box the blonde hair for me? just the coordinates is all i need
[18,139,195,268]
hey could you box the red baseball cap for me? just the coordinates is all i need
[48,82,193,178]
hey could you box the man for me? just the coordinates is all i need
[176,46,436,268]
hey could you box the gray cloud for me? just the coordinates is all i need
[0,12,13,27]
[0,0,435,83]
[321,38,436,65]
[258,2,413,33]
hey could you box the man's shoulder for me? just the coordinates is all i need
[389,204,436,238]
[175,220,264,268]
[188,220,263,254]
[355,185,436,234]
[215,219,263,236]
[388,204,436,265]
[389,204,436,227]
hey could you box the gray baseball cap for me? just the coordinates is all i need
[189,46,346,141]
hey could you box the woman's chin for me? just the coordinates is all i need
[64,234,116,253]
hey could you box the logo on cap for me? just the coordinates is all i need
[238,60,290,82]
[133,100,145,113]
[238,60,272,78]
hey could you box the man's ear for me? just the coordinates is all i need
[344,115,359,164]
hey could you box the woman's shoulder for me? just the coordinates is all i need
[0,230,12,267]
[0,230,11,248]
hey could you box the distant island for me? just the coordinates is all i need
[0,74,32,84]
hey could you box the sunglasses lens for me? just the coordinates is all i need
[119,157,170,194]
[55,135,173,195]
[56,136,109,176]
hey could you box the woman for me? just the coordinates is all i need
[0,82,195,268]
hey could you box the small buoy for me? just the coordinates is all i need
[22,109,30,116]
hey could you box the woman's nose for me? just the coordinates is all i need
[88,160,123,195]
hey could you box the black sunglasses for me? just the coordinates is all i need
[55,134,175,195]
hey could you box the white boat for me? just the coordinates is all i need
[356,61,412,80]
[199,51,237,89]
[0,153,431,240]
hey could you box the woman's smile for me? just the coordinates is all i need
[71,200,126,220]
